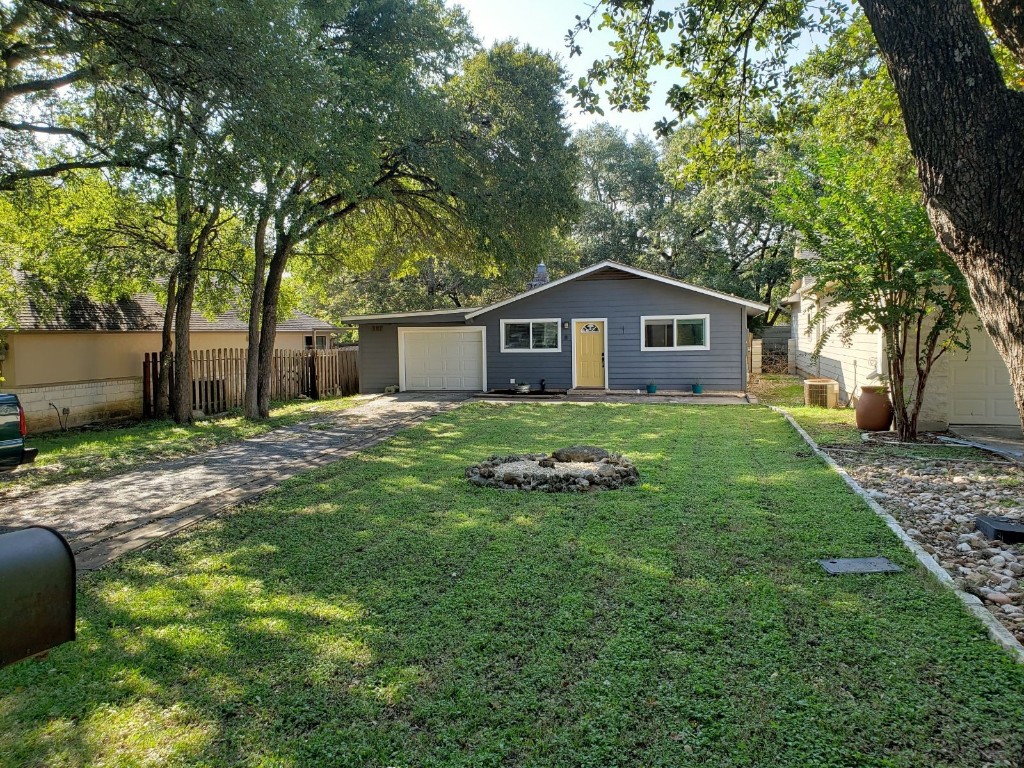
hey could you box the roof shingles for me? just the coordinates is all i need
[14,293,337,333]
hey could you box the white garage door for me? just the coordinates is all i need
[948,331,1018,425]
[401,329,484,391]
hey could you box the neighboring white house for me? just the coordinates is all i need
[782,276,1018,430]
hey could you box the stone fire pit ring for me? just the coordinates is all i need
[466,445,640,492]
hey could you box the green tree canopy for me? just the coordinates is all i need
[567,0,1024,428]
[776,24,972,440]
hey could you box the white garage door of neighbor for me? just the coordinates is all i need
[948,332,1018,425]
[401,330,484,391]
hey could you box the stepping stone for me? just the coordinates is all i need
[818,557,903,575]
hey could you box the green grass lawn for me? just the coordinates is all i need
[2,403,1023,767]
[750,374,862,446]
[1,395,361,497]
[751,374,993,461]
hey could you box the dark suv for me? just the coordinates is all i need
[0,393,38,471]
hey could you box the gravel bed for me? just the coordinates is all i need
[466,448,640,492]
[494,459,601,477]
[827,443,1024,644]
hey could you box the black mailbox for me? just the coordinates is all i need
[0,526,76,668]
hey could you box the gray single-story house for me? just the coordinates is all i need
[342,260,768,394]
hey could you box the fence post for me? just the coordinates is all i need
[308,351,318,399]
[142,353,152,418]
[150,353,159,415]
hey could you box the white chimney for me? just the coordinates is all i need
[527,262,550,290]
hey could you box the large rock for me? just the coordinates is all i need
[552,445,609,462]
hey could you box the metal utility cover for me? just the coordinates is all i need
[818,557,903,575]
[974,516,1024,544]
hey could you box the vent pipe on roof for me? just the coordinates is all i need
[527,262,550,290]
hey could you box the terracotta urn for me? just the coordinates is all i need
[856,385,894,431]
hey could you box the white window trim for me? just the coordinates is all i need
[500,318,562,353]
[640,314,711,351]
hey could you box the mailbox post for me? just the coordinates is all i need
[0,526,76,668]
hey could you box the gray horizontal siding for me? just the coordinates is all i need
[359,275,753,393]
[476,276,747,391]
[357,324,400,393]
[357,321,474,393]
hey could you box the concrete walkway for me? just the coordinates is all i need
[477,390,751,405]
[0,393,468,570]
[949,425,1024,462]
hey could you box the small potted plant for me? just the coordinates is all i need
[646,381,657,394]
[692,379,703,395]
[515,380,531,394]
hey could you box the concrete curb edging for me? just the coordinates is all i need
[767,405,1024,664]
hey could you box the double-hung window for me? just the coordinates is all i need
[640,315,710,351]
[501,319,561,352]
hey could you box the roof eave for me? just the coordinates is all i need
[465,260,770,318]
[337,308,475,323]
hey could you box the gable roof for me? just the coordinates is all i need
[338,260,769,324]
[13,292,340,333]
[464,260,769,318]
[336,307,478,323]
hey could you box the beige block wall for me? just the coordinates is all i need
[4,331,162,387]
[2,330,311,388]
[7,378,143,432]
[269,332,310,351]
[0,329,319,432]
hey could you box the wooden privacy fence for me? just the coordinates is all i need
[142,347,359,417]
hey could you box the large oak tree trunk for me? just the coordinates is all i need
[253,238,292,419]
[860,0,1024,429]
[171,264,198,424]
[155,273,177,418]
[243,213,270,420]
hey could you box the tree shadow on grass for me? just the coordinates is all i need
[2,404,1023,767]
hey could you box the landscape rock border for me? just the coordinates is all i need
[768,405,1024,663]
[466,447,639,492]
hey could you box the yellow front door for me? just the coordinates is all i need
[574,321,605,388]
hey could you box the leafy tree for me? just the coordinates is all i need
[0,169,249,417]
[776,65,972,440]
[570,124,671,268]
[660,121,795,323]
[239,12,578,419]
[78,0,308,423]
[2,0,314,420]
[300,256,508,317]
[0,0,260,187]
[0,173,168,305]
[565,122,793,321]
[569,0,1024,429]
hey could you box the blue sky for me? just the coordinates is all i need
[448,0,673,138]
[448,1,839,139]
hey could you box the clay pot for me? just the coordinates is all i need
[856,385,894,431]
